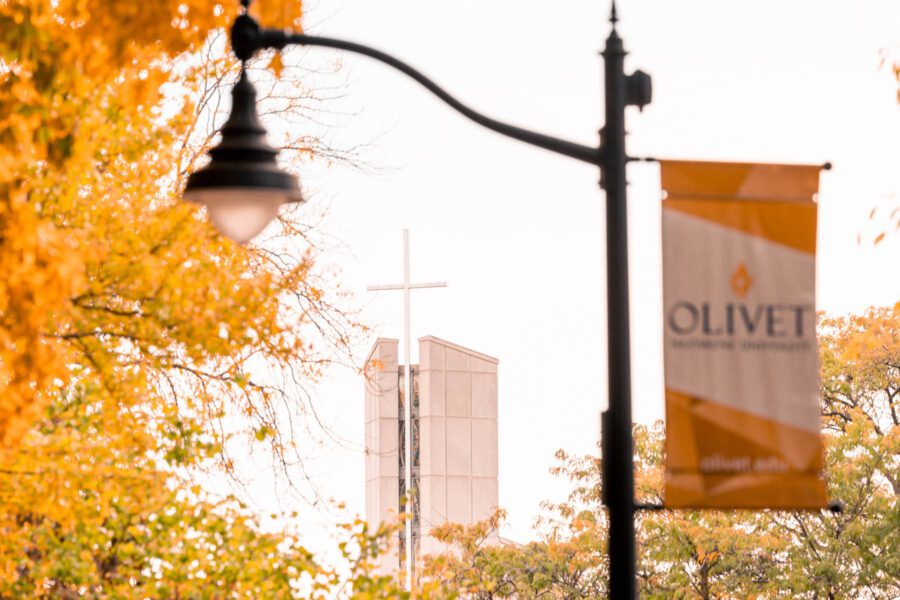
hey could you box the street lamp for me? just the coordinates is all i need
[183,65,302,243]
[185,1,650,597]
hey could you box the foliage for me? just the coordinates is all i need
[0,0,365,482]
[0,1,414,596]
[424,508,608,599]
[423,306,900,599]
[0,0,313,459]
[0,0,212,454]
[0,384,409,597]
[768,306,900,598]
[0,389,407,597]
[1,389,307,597]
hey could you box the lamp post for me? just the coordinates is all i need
[185,1,651,596]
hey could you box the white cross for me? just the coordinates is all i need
[367,229,446,588]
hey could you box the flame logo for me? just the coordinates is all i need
[730,263,753,298]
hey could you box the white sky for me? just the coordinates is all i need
[234,0,899,554]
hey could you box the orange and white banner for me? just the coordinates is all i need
[661,160,828,509]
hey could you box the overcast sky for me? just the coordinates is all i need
[233,0,899,554]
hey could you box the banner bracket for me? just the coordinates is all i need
[635,502,840,512]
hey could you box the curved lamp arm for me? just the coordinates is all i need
[232,15,602,165]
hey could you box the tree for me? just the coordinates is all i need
[764,306,900,598]
[0,384,410,597]
[423,305,900,599]
[422,506,607,599]
[0,0,320,460]
[0,0,367,481]
[0,2,415,596]
[2,388,315,597]
[632,427,783,599]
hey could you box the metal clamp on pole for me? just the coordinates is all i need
[600,409,611,507]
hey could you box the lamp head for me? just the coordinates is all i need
[184,68,302,243]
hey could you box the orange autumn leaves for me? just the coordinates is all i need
[0,2,401,594]
[0,197,84,455]
[0,2,304,456]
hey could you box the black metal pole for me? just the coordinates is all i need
[600,6,638,599]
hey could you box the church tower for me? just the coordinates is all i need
[364,335,499,575]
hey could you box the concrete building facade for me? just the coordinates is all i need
[364,335,499,574]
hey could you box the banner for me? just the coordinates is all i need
[661,160,828,509]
